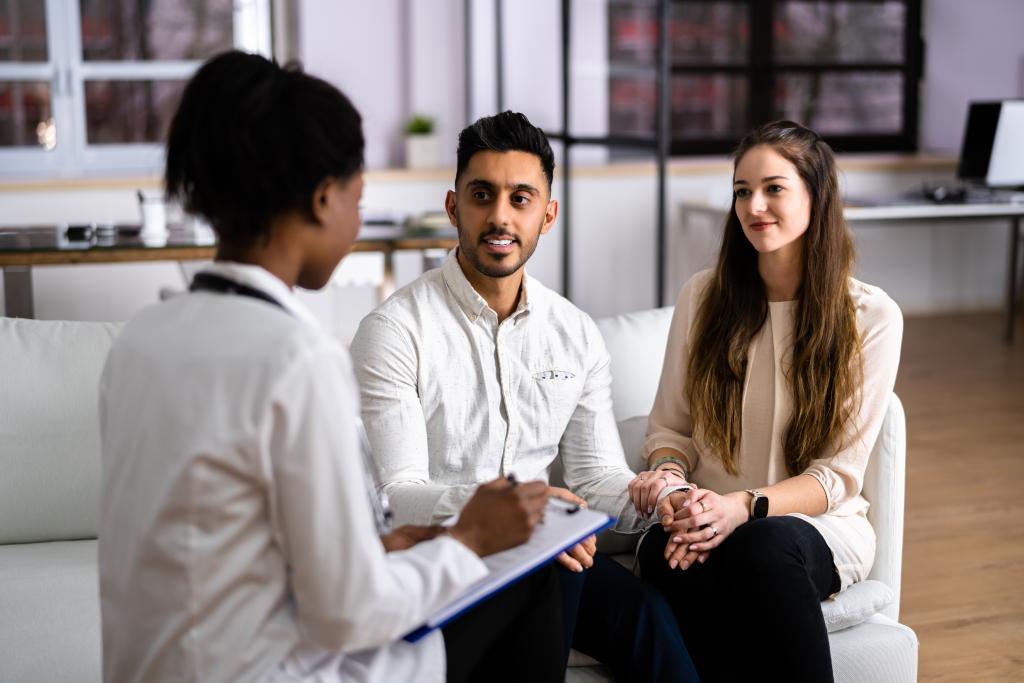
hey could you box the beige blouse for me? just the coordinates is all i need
[644,269,903,589]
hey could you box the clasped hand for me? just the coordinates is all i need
[660,488,749,571]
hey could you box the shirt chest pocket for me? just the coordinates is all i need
[527,367,583,444]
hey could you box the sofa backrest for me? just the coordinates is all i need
[0,318,121,544]
[594,306,906,617]
[862,393,906,620]
[594,307,674,422]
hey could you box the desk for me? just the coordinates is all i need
[0,224,458,319]
[678,200,1024,343]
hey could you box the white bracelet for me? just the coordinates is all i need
[656,484,693,507]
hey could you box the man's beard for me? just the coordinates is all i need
[456,220,542,279]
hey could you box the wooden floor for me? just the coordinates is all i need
[896,313,1024,682]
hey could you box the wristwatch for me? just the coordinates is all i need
[746,489,769,520]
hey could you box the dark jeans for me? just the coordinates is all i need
[442,562,566,683]
[558,552,699,683]
[638,516,840,683]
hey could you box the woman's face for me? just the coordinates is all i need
[298,172,364,290]
[732,145,812,259]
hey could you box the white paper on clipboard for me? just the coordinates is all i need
[403,498,614,642]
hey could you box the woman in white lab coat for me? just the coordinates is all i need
[98,50,564,683]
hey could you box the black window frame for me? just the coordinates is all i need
[607,0,924,155]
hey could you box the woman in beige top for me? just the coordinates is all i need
[627,121,902,682]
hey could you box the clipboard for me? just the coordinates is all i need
[403,498,615,642]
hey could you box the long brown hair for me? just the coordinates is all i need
[687,121,862,476]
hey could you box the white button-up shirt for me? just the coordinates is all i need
[99,262,487,683]
[350,250,643,531]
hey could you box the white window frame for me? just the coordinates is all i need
[0,0,271,178]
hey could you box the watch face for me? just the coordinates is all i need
[753,495,769,519]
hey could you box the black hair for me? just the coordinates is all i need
[455,111,555,190]
[165,50,364,246]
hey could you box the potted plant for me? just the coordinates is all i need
[404,114,439,169]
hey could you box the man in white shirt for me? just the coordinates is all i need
[351,111,698,681]
[99,53,565,683]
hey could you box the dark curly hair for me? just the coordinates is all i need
[165,50,364,247]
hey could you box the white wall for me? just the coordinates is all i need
[1,0,1021,327]
[920,0,1024,152]
[298,0,408,168]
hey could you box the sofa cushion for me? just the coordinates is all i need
[615,415,649,474]
[822,579,894,633]
[0,319,120,544]
[594,308,673,422]
[829,612,918,683]
[0,540,102,682]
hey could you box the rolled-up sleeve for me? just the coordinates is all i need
[643,271,714,471]
[350,312,478,525]
[802,288,904,512]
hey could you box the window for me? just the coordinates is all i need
[0,0,271,177]
[607,0,923,154]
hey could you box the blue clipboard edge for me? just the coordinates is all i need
[403,514,616,643]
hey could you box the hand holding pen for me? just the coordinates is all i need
[449,475,549,557]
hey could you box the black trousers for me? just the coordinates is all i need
[442,562,566,683]
[558,552,699,683]
[638,516,841,683]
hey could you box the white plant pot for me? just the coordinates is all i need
[405,134,439,169]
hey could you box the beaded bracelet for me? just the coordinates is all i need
[650,455,690,481]
[656,467,686,480]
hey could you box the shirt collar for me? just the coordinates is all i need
[440,248,536,321]
[197,261,322,329]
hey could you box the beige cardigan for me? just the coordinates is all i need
[644,269,903,589]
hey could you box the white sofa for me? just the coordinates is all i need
[0,309,917,682]
[574,308,920,682]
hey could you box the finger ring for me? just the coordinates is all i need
[659,476,669,485]
[699,501,706,513]
[711,526,718,537]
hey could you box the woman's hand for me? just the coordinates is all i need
[662,489,749,569]
[628,468,688,517]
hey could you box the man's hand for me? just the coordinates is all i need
[380,524,445,552]
[450,478,548,557]
[549,486,596,572]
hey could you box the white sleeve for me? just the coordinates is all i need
[265,343,487,652]
[803,290,904,512]
[350,312,478,525]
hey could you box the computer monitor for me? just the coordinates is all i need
[986,100,1024,187]
[957,100,1024,188]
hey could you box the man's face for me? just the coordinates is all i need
[445,150,557,279]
